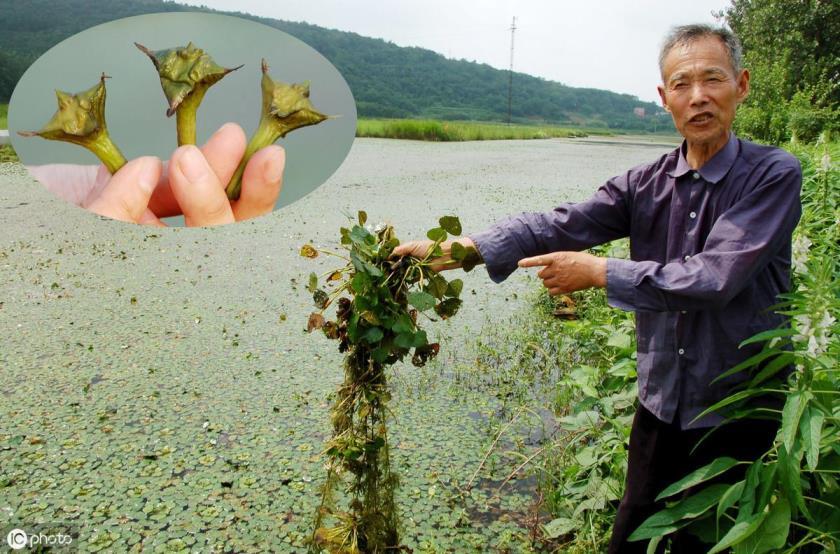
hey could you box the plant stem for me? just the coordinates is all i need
[87,133,127,174]
[226,116,281,200]
[175,87,207,146]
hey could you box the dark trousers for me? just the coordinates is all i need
[608,404,779,553]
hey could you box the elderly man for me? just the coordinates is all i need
[395,24,802,551]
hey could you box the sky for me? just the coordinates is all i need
[178,0,731,104]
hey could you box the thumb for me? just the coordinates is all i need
[518,254,552,268]
[87,156,162,224]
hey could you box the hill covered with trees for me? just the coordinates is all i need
[0,0,668,131]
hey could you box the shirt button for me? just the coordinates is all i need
[692,172,700,180]
[684,255,691,261]
[689,211,697,219]
[678,348,685,355]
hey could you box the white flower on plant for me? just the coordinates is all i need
[791,234,812,274]
[794,310,835,357]
[820,151,831,172]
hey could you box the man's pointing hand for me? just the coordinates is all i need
[518,251,607,295]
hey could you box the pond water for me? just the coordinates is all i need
[0,136,677,552]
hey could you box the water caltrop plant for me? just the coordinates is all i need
[302,213,479,553]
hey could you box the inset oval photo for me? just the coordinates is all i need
[9,12,357,227]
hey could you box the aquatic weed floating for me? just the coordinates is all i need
[303,212,480,553]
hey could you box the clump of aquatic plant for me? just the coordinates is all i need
[225,59,329,201]
[18,73,127,173]
[302,212,480,553]
[135,41,241,146]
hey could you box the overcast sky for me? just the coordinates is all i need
[179,0,730,104]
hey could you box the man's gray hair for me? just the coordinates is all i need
[659,24,743,79]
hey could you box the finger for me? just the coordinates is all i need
[148,123,247,217]
[168,145,235,227]
[393,241,429,258]
[202,122,247,186]
[518,255,551,268]
[86,157,162,224]
[232,145,284,221]
[138,208,167,227]
[547,287,564,296]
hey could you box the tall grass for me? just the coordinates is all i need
[0,103,8,129]
[356,118,604,142]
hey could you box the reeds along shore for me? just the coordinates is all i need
[355,118,605,141]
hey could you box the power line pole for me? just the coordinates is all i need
[507,16,516,125]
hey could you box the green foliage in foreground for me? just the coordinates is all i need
[631,141,839,551]
[0,103,7,129]
[465,240,637,553]
[356,119,598,142]
[302,214,479,553]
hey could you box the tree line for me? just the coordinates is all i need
[0,0,667,131]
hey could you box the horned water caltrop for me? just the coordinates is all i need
[20,42,331,201]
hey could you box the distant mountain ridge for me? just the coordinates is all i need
[0,0,670,131]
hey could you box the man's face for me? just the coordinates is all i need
[657,36,749,149]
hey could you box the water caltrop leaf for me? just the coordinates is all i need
[426,227,447,242]
[306,313,325,332]
[408,291,436,311]
[434,298,462,319]
[363,327,384,343]
[445,279,463,298]
[451,242,481,272]
[313,290,329,309]
[438,215,462,236]
[655,457,739,501]
[300,244,318,258]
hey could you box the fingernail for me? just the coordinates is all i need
[211,122,237,139]
[178,146,208,182]
[264,150,285,183]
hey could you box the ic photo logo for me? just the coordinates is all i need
[6,529,27,550]
[5,527,74,550]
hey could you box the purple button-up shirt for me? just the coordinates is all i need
[468,133,802,429]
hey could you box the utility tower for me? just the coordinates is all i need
[507,16,516,125]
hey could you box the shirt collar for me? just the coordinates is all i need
[669,132,739,183]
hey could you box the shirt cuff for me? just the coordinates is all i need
[467,227,522,284]
[606,258,636,311]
